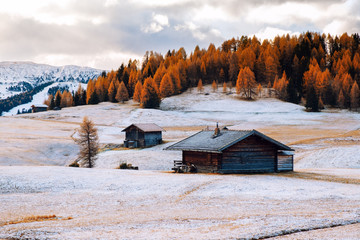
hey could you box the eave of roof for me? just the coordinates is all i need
[121,123,164,132]
[32,104,48,108]
[165,129,294,152]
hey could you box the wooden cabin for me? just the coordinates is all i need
[31,104,48,113]
[166,127,294,173]
[122,123,163,148]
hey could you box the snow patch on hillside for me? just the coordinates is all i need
[2,82,87,116]
[161,87,360,129]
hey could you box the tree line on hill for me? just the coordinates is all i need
[44,31,360,112]
[0,82,54,116]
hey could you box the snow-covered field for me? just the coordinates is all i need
[1,86,360,239]
[1,166,359,239]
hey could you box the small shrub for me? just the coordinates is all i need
[119,163,128,169]
[69,161,79,167]
[117,162,138,170]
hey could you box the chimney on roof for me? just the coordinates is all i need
[213,122,220,138]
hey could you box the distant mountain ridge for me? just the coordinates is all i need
[0,61,104,99]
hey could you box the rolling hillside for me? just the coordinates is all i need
[1,86,360,239]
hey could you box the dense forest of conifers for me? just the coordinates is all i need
[46,32,360,112]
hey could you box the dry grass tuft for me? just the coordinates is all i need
[1,215,73,226]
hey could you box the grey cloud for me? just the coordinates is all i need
[0,0,358,69]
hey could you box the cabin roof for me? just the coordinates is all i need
[165,129,294,153]
[122,123,164,133]
[32,104,48,108]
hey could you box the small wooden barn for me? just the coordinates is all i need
[31,104,48,113]
[122,123,163,148]
[166,127,294,173]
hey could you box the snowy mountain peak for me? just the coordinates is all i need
[0,61,104,99]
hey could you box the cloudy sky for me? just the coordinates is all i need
[0,0,359,70]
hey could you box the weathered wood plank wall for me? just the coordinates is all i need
[221,135,277,173]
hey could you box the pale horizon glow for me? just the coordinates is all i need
[0,0,359,70]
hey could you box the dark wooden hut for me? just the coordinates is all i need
[166,127,294,173]
[122,123,163,148]
[31,104,48,113]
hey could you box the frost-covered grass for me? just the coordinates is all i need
[1,86,360,238]
[2,86,360,169]
[0,166,359,239]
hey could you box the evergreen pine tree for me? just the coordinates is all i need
[81,90,87,105]
[49,95,55,110]
[318,96,325,110]
[74,92,80,106]
[88,91,99,105]
[286,78,298,103]
[324,84,336,107]
[140,77,161,108]
[55,90,62,108]
[305,85,319,112]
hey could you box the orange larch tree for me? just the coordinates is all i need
[197,79,204,93]
[257,83,263,98]
[159,73,175,98]
[338,89,345,108]
[265,56,278,84]
[236,67,256,99]
[108,80,118,103]
[86,79,95,104]
[238,47,256,71]
[222,82,227,94]
[60,90,73,108]
[133,81,143,103]
[115,81,129,103]
[211,80,218,92]
[273,71,288,100]
[168,65,182,94]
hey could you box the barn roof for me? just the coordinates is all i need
[165,129,294,153]
[122,123,164,132]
